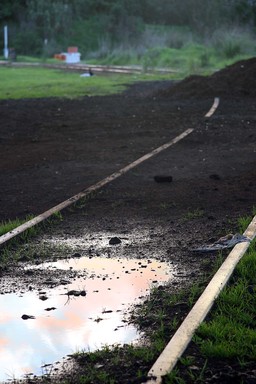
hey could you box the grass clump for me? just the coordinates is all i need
[182,208,205,222]
[0,217,32,236]
[0,212,64,263]
[0,215,37,241]
[237,206,256,234]
[72,344,156,384]
[0,237,70,264]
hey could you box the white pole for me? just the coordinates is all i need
[4,25,8,59]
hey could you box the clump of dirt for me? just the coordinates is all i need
[160,57,256,98]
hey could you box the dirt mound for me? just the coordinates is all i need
[160,57,256,98]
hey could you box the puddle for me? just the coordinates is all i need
[0,255,174,381]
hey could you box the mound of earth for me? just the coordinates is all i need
[160,57,256,98]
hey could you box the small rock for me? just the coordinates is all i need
[154,175,173,183]
[109,237,122,245]
[44,278,58,285]
[209,173,221,180]
[39,295,48,301]
[72,252,81,258]
[21,314,35,320]
[64,290,86,297]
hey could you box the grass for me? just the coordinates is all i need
[237,206,256,233]
[0,235,70,264]
[182,208,205,222]
[0,215,43,248]
[0,216,33,236]
[195,238,256,360]
[0,66,139,99]
[0,212,64,263]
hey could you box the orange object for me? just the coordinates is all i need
[54,53,66,61]
[67,46,78,53]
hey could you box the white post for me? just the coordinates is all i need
[4,25,8,59]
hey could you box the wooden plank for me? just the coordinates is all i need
[205,97,220,117]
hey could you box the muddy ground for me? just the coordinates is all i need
[0,58,256,383]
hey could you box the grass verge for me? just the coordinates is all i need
[0,212,63,263]
[0,66,176,100]
[0,216,34,236]
[0,66,125,99]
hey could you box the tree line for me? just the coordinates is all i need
[1,0,256,56]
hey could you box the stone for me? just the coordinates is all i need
[109,237,122,245]
[154,175,173,183]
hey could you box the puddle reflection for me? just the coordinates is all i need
[0,256,173,381]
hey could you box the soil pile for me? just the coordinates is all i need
[160,57,256,98]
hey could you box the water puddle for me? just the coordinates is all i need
[0,255,174,381]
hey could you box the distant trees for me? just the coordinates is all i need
[0,0,25,22]
[0,0,256,56]
[141,0,256,29]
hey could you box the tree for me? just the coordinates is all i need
[0,0,26,22]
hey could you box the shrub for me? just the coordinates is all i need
[210,26,256,59]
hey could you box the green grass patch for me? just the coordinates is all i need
[0,65,179,100]
[0,216,34,236]
[0,66,137,100]
[0,239,70,265]
[0,212,64,263]
[193,214,256,360]
[182,208,205,222]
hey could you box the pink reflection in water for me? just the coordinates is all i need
[0,256,172,380]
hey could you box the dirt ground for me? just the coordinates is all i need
[0,58,256,383]
[0,59,255,225]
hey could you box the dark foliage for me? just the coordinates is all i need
[0,0,256,56]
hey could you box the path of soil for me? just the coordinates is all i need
[0,58,255,225]
[0,58,256,383]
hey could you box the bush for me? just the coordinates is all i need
[14,30,43,56]
[210,26,256,59]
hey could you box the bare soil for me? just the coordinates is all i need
[0,58,256,383]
